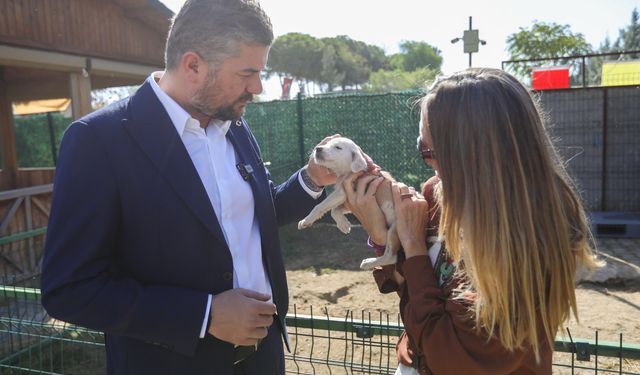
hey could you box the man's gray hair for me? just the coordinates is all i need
[165,0,273,70]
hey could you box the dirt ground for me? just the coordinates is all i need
[281,222,640,372]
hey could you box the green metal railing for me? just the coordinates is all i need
[0,228,47,246]
[1,286,639,374]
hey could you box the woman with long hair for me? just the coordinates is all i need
[344,68,600,374]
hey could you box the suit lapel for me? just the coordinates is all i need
[227,120,292,350]
[226,121,277,238]
[122,81,227,246]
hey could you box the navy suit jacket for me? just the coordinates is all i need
[41,81,323,374]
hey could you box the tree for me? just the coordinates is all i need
[320,36,371,90]
[92,86,137,110]
[267,33,324,94]
[391,41,442,72]
[506,21,592,81]
[587,8,640,86]
[613,8,640,52]
[336,36,389,72]
[268,33,386,93]
[267,34,442,94]
[363,66,438,93]
[319,45,345,92]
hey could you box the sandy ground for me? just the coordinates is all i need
[281,222,640,373]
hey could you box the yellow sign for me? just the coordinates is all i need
[602,60,640,86]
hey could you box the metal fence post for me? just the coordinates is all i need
[601,88,608,211]
[296,92,305,167]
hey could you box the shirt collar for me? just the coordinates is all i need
[147,72,232,137]
[210,118,233,137]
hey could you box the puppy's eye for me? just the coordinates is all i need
[335,146,342,150]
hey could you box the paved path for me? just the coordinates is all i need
[579,238,640,284]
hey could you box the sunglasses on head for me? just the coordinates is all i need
[416,136,436,163]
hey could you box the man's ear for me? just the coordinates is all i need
[181,51,205,83]
[350,149,367,172]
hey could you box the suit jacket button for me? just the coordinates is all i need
[223,272,233,281]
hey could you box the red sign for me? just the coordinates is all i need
[281,77,293,99]
[532,67,570,90]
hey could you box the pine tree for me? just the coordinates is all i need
[613,8,640,52]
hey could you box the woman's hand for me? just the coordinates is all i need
[343,172,387,245]
[391,182,429,259]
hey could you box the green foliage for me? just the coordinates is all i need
[506,21,592,80]
[267,33,442,93]
[391,41,443,72]
[320,36,373,89]
[335,35,388,72]
[603,7,640,52]
[588,8,640,86]
[320,45,345,92]
[14,113,69,168]
[268,33,389,92]
[91,86,137,110]
[363,67,437,93]
[267,33,324,82]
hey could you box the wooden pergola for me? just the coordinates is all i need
[0,0,173,279]
[0,0,173,190]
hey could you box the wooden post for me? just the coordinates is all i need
[69,70,92,120]
[0,68,18,188]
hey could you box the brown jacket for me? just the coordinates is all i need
[373,176,552,375]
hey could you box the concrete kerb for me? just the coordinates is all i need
[578,238,640,284]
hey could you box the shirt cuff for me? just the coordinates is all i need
[298,170,324,199]
[199,294,212,339]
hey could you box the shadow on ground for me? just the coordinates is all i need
[280,221,372,272]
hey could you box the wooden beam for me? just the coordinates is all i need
[91,58,160,80]
[69,71,92,120]
[0,44,160,79]
[0,184,53,201]
[0,197,24,236]
[0,69,18,182]
[24,196,36,269]
[31,196,50,217]
[0,45,85,72]
[7,76,70,102]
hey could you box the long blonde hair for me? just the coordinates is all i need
[422,68,600,361]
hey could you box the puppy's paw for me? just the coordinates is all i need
[360,257,377,270]
[298,219,310,230]
[336,221,351,234]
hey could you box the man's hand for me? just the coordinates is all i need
[208,288,276,346]
[306,134,340,187]
[306,134,380,187]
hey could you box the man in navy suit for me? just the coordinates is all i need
[40,0,341,373]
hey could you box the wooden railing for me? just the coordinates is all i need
[0,184,53,284]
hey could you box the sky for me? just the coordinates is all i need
[159,0,638,99]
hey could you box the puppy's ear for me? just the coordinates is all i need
[350,149,367,172]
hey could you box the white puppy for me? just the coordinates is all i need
[298,137,415,269]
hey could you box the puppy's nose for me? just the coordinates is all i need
[315,146,323,153]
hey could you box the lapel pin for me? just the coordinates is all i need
[236,163,254,181]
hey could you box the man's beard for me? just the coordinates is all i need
[191,78,253,122]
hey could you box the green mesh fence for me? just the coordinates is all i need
[245,92,434,189]
[10,92,434,189]
[1,285,639,374]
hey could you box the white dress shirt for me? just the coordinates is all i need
[147,72,321,339]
